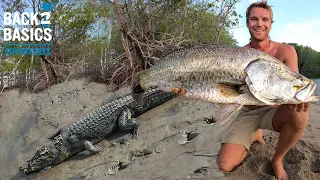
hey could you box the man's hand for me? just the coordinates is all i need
[287,102,311,112]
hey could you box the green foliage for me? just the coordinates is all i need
[1,0,242,90]
[1,0,240,62]
[154,0,239,46]
[289,43,320,78]
[0,60,16,72]
[108,24,124,54]
[54,1,98,42]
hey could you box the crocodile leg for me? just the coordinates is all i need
[48,128,65,140]
[118,107,140,138]
[83,140,102,154]
[69,135,102,154]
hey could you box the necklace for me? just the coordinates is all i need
[249,38,271,52]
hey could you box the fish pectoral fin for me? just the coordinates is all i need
[214,84,242,97]
[215,104,243,126]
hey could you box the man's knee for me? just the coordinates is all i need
[218,161,235,172]
[273,105,309,131]
[289,110,309,130]
[217,143,247,172]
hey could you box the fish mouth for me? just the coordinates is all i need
[295,81,316,101]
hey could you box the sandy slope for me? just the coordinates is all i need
[0,79,319,180]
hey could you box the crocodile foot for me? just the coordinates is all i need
[84,140,102,154]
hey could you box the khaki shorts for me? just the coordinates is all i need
[221,106,279,150]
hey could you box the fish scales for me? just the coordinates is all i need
[141,46,273,89]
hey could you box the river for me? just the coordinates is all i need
[314,79,320,96]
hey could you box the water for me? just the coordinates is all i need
[314,79,320,96]
[313,79,320,105]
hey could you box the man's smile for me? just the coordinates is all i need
[254,29,265,32]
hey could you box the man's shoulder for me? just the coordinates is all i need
[273,41,296,53]
[272,41,298,70]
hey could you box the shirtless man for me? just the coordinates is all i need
[217,2,310,180]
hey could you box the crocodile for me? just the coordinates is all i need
[19,88,176,174]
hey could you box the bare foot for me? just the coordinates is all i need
[272,160,288,180]
[252,129,265,144]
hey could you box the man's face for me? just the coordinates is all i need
[247,7,272,41]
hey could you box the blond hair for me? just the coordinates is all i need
[246,1,274,23]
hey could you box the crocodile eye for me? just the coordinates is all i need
[38,147,49,156]
[40,151,48,156]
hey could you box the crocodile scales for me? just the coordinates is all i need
[19,88,176,174]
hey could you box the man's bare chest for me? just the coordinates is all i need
[266,49,286,64]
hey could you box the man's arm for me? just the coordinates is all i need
[283,45,299,73]
[283,44,310,112]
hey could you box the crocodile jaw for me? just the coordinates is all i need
[19,144,61,174]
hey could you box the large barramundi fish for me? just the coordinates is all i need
[132,45,319,124]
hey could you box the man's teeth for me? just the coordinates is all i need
[255,30,264,32]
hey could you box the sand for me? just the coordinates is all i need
[0,79,319,180]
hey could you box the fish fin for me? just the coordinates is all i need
[215,104,243,126]
[214,84,242,98]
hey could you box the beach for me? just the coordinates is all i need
[0,79,319,180]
